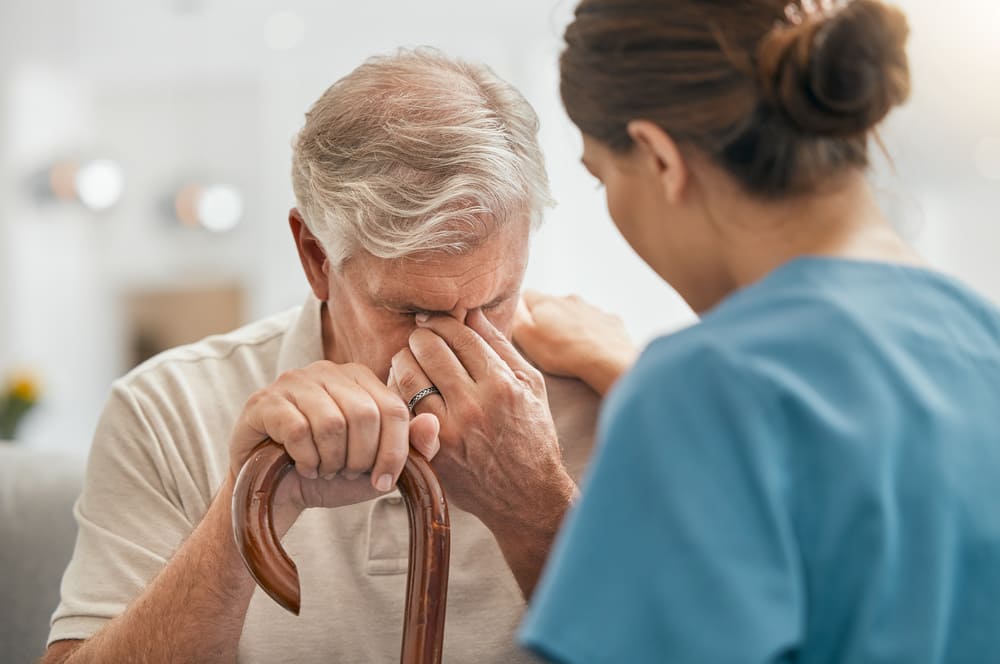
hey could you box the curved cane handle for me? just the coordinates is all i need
[231,439,451,664]
[231,440,302,613]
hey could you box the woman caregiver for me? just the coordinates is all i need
[515,0,1000,661]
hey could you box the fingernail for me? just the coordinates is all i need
[376,473,393,492]
[415,313,430,324]
[342,471,359,481]
[322,473,336,481]
[307,468,319,479]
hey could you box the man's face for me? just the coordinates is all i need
[322,218,531,382]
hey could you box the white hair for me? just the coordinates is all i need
[291,48,554,267]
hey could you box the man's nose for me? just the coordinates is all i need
[445,307,477,323]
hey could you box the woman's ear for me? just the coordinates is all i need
[288,208,330,301]
[626,120,689,206]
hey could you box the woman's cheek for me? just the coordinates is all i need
[605,182,639,244]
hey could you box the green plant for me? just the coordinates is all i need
[0,371,40,441]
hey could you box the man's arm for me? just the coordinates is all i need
[484,466,579,599]
[41,474,255,664]
[45,360,441,664]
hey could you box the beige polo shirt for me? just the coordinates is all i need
[49,296,599,662]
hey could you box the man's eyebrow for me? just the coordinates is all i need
[372,289,517,315]
[482,291,516,308]
[368,294,433,313]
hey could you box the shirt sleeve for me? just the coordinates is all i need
[48,382,195,644]
[520,342,804,664]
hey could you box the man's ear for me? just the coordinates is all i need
[626,120,689,206]
[289,208,330,301]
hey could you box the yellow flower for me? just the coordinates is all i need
[7,373,40,403]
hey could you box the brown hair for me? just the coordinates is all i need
[560,0,911,197]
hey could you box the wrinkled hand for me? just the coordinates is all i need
[388,309,575,535]
[229,361,441,533]
[513,290,637,396]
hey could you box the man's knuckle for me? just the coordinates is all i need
[344,362,371,376]
[307,359,335,372]
[278,367,307,384]
[396,368,420,391]
[317,412,347,439]
[452,330,478,353]
[245,388,268,408]
[496,377,519,399]
[353,402,380,427]
[383,401,410,422]
[524,366,544,387]
[380,447,407,469]
[285,417,310,440]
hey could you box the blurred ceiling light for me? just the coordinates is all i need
[974,137,1000,181]
[47,158,125,212]
[174,183,244,233]
[264,11,305,51]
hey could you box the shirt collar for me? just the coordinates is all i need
[275,294,325,376]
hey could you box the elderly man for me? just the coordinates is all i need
[42,50,600,663]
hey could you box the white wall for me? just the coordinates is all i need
[1,0,997,450]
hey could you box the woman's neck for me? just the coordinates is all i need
[710,171,925,293]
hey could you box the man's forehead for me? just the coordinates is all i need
[356,253,524,311]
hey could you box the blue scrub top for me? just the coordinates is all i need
[521,257,1000,664]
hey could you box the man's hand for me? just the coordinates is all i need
[388,309,577,597]
[513,290,637,396]
[229,361,441,533]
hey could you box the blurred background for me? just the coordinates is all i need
[0,0,997,451]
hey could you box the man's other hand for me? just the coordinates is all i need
[389,309,575,535]
[228,361,441,533]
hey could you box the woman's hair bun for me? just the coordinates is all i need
[757,0,911,137]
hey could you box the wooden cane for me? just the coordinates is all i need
[232,439,450,664]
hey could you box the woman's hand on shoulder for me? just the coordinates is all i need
[513,290,637,397]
